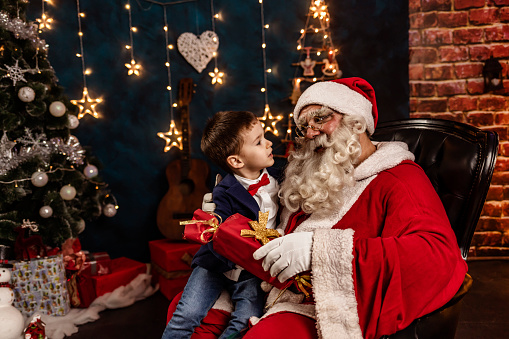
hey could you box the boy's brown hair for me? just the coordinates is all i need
[201,111,259,173]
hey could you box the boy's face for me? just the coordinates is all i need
[237,122,274,178]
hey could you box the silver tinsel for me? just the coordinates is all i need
[0,11,38,40]
[0,131,19,176]
[49,135,86,165]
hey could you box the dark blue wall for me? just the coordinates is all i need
[27,0,408,262]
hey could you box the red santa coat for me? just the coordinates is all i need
[254,141,468,339]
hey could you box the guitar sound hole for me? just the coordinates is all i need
[179,179,195,196]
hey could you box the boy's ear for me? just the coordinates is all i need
[227,155,244,169]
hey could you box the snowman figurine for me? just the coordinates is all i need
[0,246,25,339]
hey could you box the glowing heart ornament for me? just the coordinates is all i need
[177,31,219,73]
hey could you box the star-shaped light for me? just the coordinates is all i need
[208,67,224,85]
[157,120,183,152]
[0,132,16,158]
[70,87,103,119]
[2,59,27,86]
[36,13,53,32]
[241,211,280,245]
[125,59,141,76]
[258,104,283,136]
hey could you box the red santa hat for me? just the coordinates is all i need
[293,77,378,135]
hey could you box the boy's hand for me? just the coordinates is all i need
[201,174,222,212]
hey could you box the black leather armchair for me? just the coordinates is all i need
[371,118,498,339]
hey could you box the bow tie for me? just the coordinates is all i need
[247,173,270,196]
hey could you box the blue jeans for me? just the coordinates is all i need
[162,266,264,339]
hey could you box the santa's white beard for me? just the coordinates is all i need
[280,117,365,215]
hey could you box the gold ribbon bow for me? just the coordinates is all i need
[240,211,280,245]
[180,213,222,243]
[294,274,313,299]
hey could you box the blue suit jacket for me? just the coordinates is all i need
[191,167,281,272]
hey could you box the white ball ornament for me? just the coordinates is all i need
[18,86,35,102]
[60,185,77,200]
[84,164,99,178]
[76,218,86,234]
[39,205,53,218]
[49,101,66,117]
[31,171,48,187]
[103,204,118,217]
[68,115,79,129]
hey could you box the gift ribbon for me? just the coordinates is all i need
[180,212,222,243]
[151,261,193,280]
[294,274,313,299]
[240,211,280,245]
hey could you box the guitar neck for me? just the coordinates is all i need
[181,105,190,177]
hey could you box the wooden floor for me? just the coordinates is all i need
[68,259,509,339]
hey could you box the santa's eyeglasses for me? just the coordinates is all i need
[295,111,335,138]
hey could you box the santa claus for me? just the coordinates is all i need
[167,77,468,339]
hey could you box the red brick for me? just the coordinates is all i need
[410,47,439,63]
[495,112,509,124]
[453,27,484,44]
[410,0,421,13]
[472,231,502,246]
[485,24,509,42]
[500,7,509,22]
[409,64,425,80]
[410,12,438,29]
[467,78,486,93]
[437,11,469,27]
[470,8,500,25]
[449,96,478,111]
[504,201,509,216]
[502,231,509,245]
[410,81,437,96]
[455,0,486,10]
[417,98,448,111]
[492,0,509,5]
[429,112,466,121]
[496,157,509,171]
[410,112,435,119]
[410,98,418,112]
[439,46,469,61]
[487,126,508,141]
[479,95,507,110]
[437,80,468,95]
[423,29,453,45]
[492,171,509,184]
[467,111,495,125]
[476,217,499,231]
[469,45,492,60]
[482,201,503,216]
[487,185,505,200]
[454,62,484,78]
[474,246,509,256]
[497,217,509,231]
[409,30,422,46]
[424,64,454,79]
[422,0,452,11]
[501,142,509,156]
[492,44,509,58]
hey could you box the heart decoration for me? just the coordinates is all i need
[177,31,219,73]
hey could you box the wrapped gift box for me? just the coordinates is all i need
[183,210,290,290]
[81,251,111,276]
[149,239,200,301]
[76,257,147,308]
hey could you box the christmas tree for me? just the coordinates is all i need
[0,0,116,255]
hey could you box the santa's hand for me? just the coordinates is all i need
[253,232,313,282]
[201,174,222,212]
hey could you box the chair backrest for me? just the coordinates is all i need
[371,118,498,259]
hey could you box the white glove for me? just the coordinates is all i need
[201,174,222,212]
[253,232,313,282]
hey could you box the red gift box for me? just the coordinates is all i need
[149,239,201,301]
[76,257,146,307]
[183,210,290,290]
[81,251,111,276]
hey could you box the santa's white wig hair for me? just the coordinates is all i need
[279,113,367,215]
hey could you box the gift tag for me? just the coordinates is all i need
[177,31,219,73]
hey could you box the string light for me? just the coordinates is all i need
[157,6,182,151]
[36,0,53,32]
[257,0,282,136]
[125,1,141,76]
[70,0,103,119]
[208,0,224,85]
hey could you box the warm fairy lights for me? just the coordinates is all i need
[257,0,282,136]
[71,0,103,119]
[125,1,142,76]
[157,6,182,152]
[36,0,53,32]
[207,0,224,85]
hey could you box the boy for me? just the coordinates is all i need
[162,111,280,339]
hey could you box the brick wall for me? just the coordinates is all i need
[409,0,509,256]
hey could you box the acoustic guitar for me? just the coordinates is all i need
[156,78,211,240]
